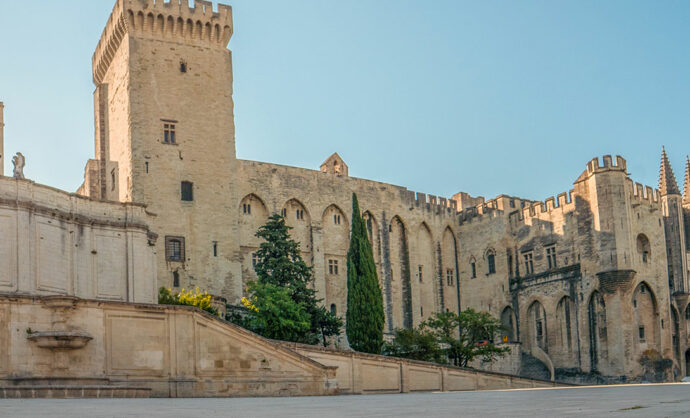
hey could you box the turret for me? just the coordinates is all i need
[658,147,687,293]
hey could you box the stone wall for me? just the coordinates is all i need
[0,293,564,398]
[0,177,157,304]
[0,294,336,397]
[283,342,560,394]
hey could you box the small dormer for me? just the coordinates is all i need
[320,153,348,177]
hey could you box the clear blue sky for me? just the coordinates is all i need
[1,0,689,201]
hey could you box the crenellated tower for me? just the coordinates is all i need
[81,0,241,299]
[659,147,688,294]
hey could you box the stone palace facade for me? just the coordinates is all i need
[1,0,689,384]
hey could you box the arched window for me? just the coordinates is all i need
[330,304,337,315]
[637,234,651,263]
[486,249,496,275]
[469,256,477,279]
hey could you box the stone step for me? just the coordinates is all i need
[519,353,551,381]
[0,385,151,399]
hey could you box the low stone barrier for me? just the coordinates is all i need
[282,342,564,394]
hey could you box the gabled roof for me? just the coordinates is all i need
[320,152,348,176]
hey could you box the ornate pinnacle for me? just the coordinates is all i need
[659,146,680,196]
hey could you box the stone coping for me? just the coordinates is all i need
[279,341,575,386]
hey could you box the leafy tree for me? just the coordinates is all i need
[245,214,342,344]
[240,281,311,342]
[381,327,445,363]
[425,309,509,367]
[383,309,509,367]
[158,286,219,316]
[346,193,385,353]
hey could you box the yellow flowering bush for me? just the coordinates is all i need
[158,287,219,316]
[241,296,258,312]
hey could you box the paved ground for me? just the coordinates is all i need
[1,383,690,418]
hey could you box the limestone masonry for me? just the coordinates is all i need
[2,0,690,387]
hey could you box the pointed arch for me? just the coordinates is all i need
[527,300,547,352]
[588,290,607,372]
[632,281,660,355]
[556,296,576,359]
[441,226,459,313]
[415,222,436,324]
[322,204,349,228]
[238,194,269,290]
[484,247,496,275]
[388,215,412,330]
[322,204,349,318]
[671,305,680,363]
[500,306,516,342]
[282,199,312,262]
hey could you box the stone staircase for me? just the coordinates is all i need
[519,352,551,381]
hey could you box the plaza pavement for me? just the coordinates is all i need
[1,383,689,417]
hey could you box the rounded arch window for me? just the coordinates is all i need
[636,234,651,263]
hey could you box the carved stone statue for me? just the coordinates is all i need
[12,152,25,179]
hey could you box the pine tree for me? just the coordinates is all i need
[346,193,385,353]
[249,214,342,345]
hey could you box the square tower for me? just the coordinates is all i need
[84,0,242,299]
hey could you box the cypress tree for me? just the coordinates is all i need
[346,193,385,353]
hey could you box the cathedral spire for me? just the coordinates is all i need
[659,146,680,196]
[683,155,690,204]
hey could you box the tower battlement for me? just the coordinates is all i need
[93,0,233,84]
[585,155,627,175]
